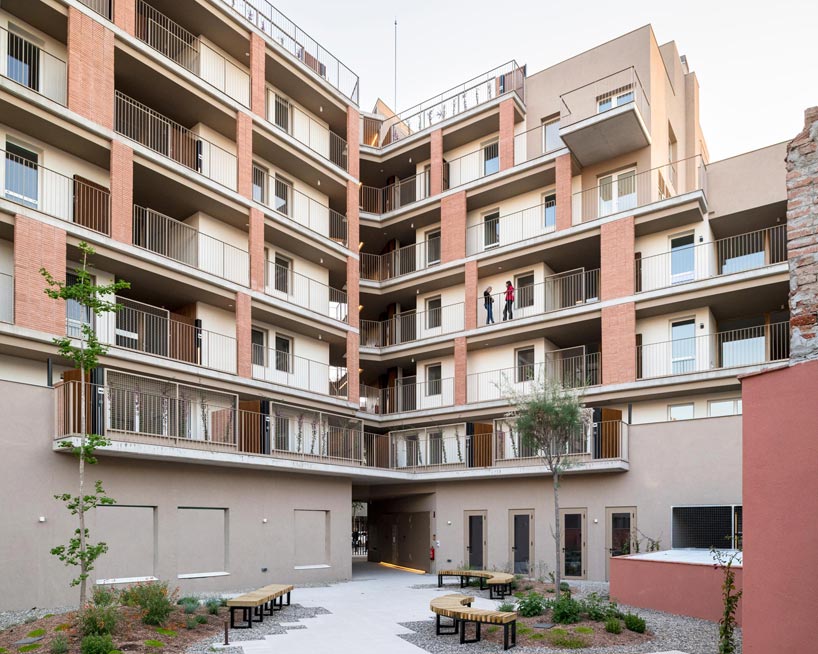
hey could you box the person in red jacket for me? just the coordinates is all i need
[502,280,515,321]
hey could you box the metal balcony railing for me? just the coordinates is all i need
[573,155,706,224]
[360,302,465,348]
[133,205,249,285]
[560,67,651,132]
[217,0,359,103]
[0,26,67,105]
[77,0,112,19]
[1,146,111,235]
[466,199,557,255]
[495,421,628,464]
[267,90,348,170]
[115,91,238,190]
[513,123,565,165]
[359,170,431,215]
[135,0,250,106]
[443,141,500,190]
[264,261,348,323]
[637,320,790,380]
[636,224,787,293]
[252,165,347,245]
[477,268,600,327]
[359,377,455,415]
[360,237,442,282]
[251,344,347,398]
[0,271,13,324]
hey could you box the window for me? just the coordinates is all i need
[5,141,39,208]
[275,334,292,373]
[516,347,535,383]
[482,140,499,176]
[542,118,563,153]
[251,328,266,366]
[274,175,292,215]
[426,296,442,329]
[597,86,634,113]
[672,505,742,549]
[273,254,291,294]
[668,403,694,421]
[670,319,696,374]
[426,364,442,396]
[598,169,636,217]
[668,124,678,188]
[66,271,93,338]
[670,233,696,284]
[252,164,267,204]
[426,230,441,265]
[483,211,500,249]
[708,398,742,417]
[543,193,556,228]
[516,273,535,309]
[7,32,40,92]
[273,94,291,133]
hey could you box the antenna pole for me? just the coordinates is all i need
[394,18,398,109]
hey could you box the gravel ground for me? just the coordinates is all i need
[0,606,75,632]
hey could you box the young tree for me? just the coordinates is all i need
[41,241,130,607]
[506,378,592,599]
[711,546,743,654]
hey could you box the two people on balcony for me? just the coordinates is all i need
[484,282,516,324]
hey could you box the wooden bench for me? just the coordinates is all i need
[430,593,517,650]
[437,569,515,599]
[226,584,293,629]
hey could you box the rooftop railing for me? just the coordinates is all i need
[466,199,556,255]
[264,261,348,323]
[560,66,651,132]
[217,0,359,103]
[360,302,465,348]
[360,236,441,282]
[135,0,250,106]
[359,377,455,415]
[133,205,249,286]
[359,170,431,215]
[251,344,347,398]
[0,25,67,105]
[0,271,13,324]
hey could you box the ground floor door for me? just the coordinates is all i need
[605,506,636,580]
[509,510,534,575]
[559,508,587,579]
[464,510,487,568]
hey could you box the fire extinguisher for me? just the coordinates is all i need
[430,546,435,561]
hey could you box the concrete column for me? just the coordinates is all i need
[249,33,266,118]
[110,141,133,244]
[430,129,443,196]
[248,207,265,292]
[498,98,516,171]
[600,216,635,301]
[67,7,114,129]
[441,191,466,263]
[601,303,636,384]
[555,153,573,231]
[236,111,254,200]
[235,292,252,379]
[454,337,467,405]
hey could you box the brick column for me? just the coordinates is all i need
[346,106,360,180]
[346,332,360,405]
[441,191,466,263]
[454,337,467,405]
[110,141,133,244]
[14,216,66,335]
[67,7,114,129]
[465,260,478,330]
[498,98,515,171]
[430,129,443,196]
[601,303,636,385]
[249,207,265,292]
[113,0,135,36]
[249,33,266,118]
[600,216,635,300]
[235,292,252,378]
[236,111,253,199]
[555,153,573,231]
[345,105,361,406]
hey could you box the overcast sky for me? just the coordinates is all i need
[277,0,816,162]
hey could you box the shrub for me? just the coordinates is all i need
[605,618,622,634]
[183,602,197,615]
[524,584,534,591]
[205,599,220,616]
[78,604,119,637]
[195,615,208,625]
[551,595,582,624]
[559,581,571,594]
[50,635,69,654]
[80,634,114,654]
[547,629,589,649]
[497,601,516,612]
[177,597,198,606]
[185,618,197,631]
[623,612,646,633]
[580,592,619,622]
[218,598,228,607]
[143,595,174,627]
[517,591,547,618]
[121,582,176,626]
[92,587,118,607]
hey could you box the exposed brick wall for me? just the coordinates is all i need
[249,33,266,118]
[600,216,635,300]
[346,179,360,251]
[498,98,515,171]
[346,107,360,179]
[113,0,135,36]
[464,260,478,330]
[441,191,466,263]
[786,106,818,362]
[235,292,252,378]
[14,215,67,335]
[430,129,443,196]
[236,111,254,199]
[601,303,636,384]
[454,337,467,405]
[110,141,133,244]
[556,153,573,230]
[346,331,360,404]
[248,207,265,292]
[346,255,360,329]
[67,7,114,129]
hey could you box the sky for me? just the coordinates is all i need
[275,0,817,162]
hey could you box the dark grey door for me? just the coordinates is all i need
[513,514,531,574]
[468,515,484,568]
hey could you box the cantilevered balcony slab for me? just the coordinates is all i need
[559,103,650,167]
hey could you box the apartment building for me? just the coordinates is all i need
[0,0,790,610]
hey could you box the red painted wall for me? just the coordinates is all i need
[741,359,818,653]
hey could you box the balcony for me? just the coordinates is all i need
[359,170,431,215]
[363,61,524,148]
[0,271,12,324]
[359,377,455,415]
[218,0,359,104]
[513,124,565,166]
[637,225,787,293]
[115,91,238,190]
[637,320,789,380]
[0,25,66,105]
[360,236,441,282]
[253,165,347,245]
[573,155,706,224]
[467,351,601,403]
[264,261,348,323]
[477,268,600,327]
[251,344,347,398]
[1,146,110,235]
[77,0,112,19]
[134,0,250,106]
[559,67,651,166]
[444,140,500,191]
[466,199,556,255]
[361,302,464,348]
[133,205,249,285]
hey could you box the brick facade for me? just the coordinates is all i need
[248,207,265,292]
[113,0,135,36]
[235,292,252,379]
[430,129,443,196]
[236,111,254,199]
[454,337,467,405]
[601,303,636,384]
[600,216,635,300]
[346,107,360,180]
[346,331,360,404]
[13,216,67,335]
[464,260,478,330]
[786,106,818,362]
[498,98,515,171]
[555,153,573,231]
[110,141,134,244]
[249,33,266,118]
[441,191,467,263]
[67,7,115,129]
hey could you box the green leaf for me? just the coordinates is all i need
[144,641,165,648]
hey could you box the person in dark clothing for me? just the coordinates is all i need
[483,286,495,324]
[502,280,515,321]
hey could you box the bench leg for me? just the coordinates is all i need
[252,605,264,623]
[502,621,516,650]
[437,573,442,588]
[435,613,459,636]
[480,577,486,591]
[286,591,291,606]
[460,575,466,589]
[229,607,253,629]
[459,620,481,644]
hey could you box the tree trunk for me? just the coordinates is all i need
[78,355,87,608]
[553,468,561,600]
